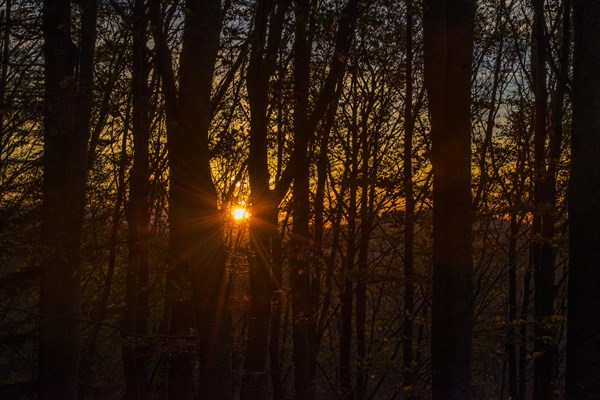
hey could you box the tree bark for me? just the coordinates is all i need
[290,1,313,397]
[507,213,519,399]
[122,1,152,398]
[0,0,11,157]
[531,1,557,398]
[241,1,289,397]
[39,1,96,399]
[566,1,600,398]
[519,247,533,400]
[176,1,232,399]
[423,0,475,398]
[149,0,232,398]
[402,2,416,395]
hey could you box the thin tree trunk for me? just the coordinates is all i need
[518,247,533,400]
[311,92,340,375]
[269,213,285,400]
[308,90,344,400]
[473,3,505,212]
[341,156,357,400]
[79,99,130,400]
[0,0,11,161]
[402,2,416,395]
[531,1,555,398]
[290,1,313,397]
[355,121,372,400]
[269,68,289,400]
[507,214,519,399]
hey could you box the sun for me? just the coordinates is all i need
[232,206,250,221]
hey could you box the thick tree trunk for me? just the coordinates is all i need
[566,1,600,398]
[39,1,96,399]
[175,1,232,399]
[122,1,151,398]
[423,0,475,399]
[241,1,289,397]
[151,0,231,398]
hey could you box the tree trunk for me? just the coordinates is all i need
[0,0,11,158]
[145,3,190,397]
[340,157,357,400]
[312,94,340,378]
[122,1,151,398]
[241,1,289,397]
[423,0,475,398]
[355,120,373,400]
[150,0,231,398]
[39,1,96,398]
[531,1,556,398]
[566,1,600,398]
[507,214,519,399]
[518,247,533,400]
[290,0,313,397]
[269,212,285,400]
[402,2,416,395]
[175,1,232,399]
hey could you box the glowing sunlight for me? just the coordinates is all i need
[232,206,250,221]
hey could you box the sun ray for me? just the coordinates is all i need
[232,206,250,221]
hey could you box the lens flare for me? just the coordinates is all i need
[232,206,249,220]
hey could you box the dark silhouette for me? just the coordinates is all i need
[423,0,476,398]
[39,1,96,399]
[566,1,600,399]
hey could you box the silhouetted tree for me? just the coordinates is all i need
[149,0,231,398]
[566,1,600,398]
[39,0,97,399]
[423,0,476,398]
[241,1,289,398]
[531,1,557,398]
[121,0,152,398]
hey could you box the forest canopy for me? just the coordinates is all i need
[0,0,599,399]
